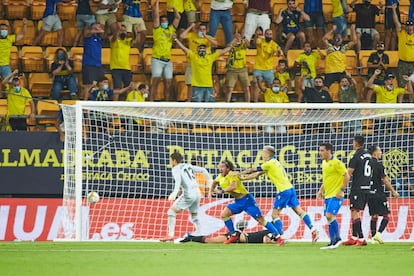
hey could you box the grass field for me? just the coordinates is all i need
[1,241,413,276]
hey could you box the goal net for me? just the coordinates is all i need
[58,102,414,242]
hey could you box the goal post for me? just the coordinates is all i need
[58,101,414,241]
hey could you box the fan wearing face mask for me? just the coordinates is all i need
[338,75,362,134]
[0,19,27,81]
[367,69,413,133]
[1,69,35,131]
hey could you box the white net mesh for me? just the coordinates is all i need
[58,102,414,241]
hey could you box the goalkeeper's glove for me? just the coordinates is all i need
[168,192,178,201]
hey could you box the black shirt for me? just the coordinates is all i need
[302,88,333,103]
[349,148,372,193]
[370,158,386,196]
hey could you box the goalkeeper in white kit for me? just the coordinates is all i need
[161,151,213,241]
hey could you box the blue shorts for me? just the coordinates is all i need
[324,197,344,216]
[273,187,300,210]
[227,193,262,220]
[253,69,274,86]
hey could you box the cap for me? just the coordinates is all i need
[385,73,395,80]
[406,19,414,25]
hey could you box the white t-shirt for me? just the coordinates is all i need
[171,164,212,198]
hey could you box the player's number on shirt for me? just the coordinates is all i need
[184,167,196,180]
[363,160,372,177]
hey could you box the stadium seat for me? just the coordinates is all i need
[328,82,339,102]
[69,47,83,72]
[322,0,333,23]
[239,127,261,134]
[246,49,257,74]
[62,21,77,47]
[192,127,213,134]
[174,75,187,101]
[13,19,36,46]
[231,3,245,23]
[362,119,374,135]
[216,53,229,75]
[287,124,303,134]
[286,49,303,69]
[9,46,19,72]
[44,47,61,72]
[345,50,358,75]
[3,0,28,20]
[140,0,150,21]
[129,48,142,73]
[142,48,153,74]
[30,0,46,20]
[167,127,189,134]
[358,50,376,76]
[29,73,53,98]
[57,1,77,21]
[61,99,77,105]
[37,20,59,46]
[171,49,187,74]
[215,27,226,48]
[21,46,44,72]
[200,2,211,22]
[101,48,111,69]
[36,99,60,126]
[132,73,148,86]
[215,127,236,134]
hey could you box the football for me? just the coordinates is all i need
[87,192,100,204]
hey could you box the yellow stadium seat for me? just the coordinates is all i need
[37,20,59,46]
[62,21,77,47]
[3,0,28,20]
[36,99,60,126]
[13,20,36,46]
[101,48,111,69]
[21,46,44,72]
[171,49,187,74]
[192,127,213,134]
[174,75,187,101]
[167,127,189,134]
[57,1,77,21]
[286,49,303,69]
[132,73,148,86]
[358,50,376,76]
[215,127,236,134]
[231,3,245,23]
[129,48,141,73]
[10,46,19,72]
[345,50,358,75]
[200,3,211,22]
[246,49,257,74]
[328,82,339,102]
[29,73,53,98]
[140,0,150,21]
[44,47,62,72]
[61,99,77,105]
[69,47,84,73]
[142,48,153,74]
[30,0,46,20]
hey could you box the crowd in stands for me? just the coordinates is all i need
[1,0,414,132]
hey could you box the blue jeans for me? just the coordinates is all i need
[0,65,12,80]
[51,76,77,100]
[208,9,233,45]
[192,87,215,102]
[332,16,347,38]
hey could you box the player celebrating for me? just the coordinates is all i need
[162,151,213,241]
[343,135,372,246]
[317,143,350,250]
[208,160,285,245]
[237,146,319,243]
[367,145,400,244]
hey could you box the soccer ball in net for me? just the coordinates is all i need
[87,192,100,204]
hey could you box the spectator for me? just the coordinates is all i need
[122,0,147,52]
[73,0,96,47]
[84,77,131,101]
[365,41,389,101]
[384,0,400,50]
[109,23,138,101]
[1,70,35,131]
[33,0,70,46]
[275,0,310,55]
[225,32,251,102]
[55,109,65,142]
[150,1,180,101]
[367,70,413,133]
[91,0,120,36]
[81,22,105,100]
[256,75,289,134]
[125,83,149,131]
[322,24,357,88]
[167,0,186,37]
[410,0,414,20]
[274,59,290,89]
[294,42,325,89]
[208,0,233,45]
[180,22,218,102]
[0,19,26,81]
[252,29,282,103]
[303,0,324,48]
[243,0,271,42]
[392,4,414,100]
[331,0,349,39]
[249,26,263,49]
[174,37,232,102]
[338,74,362,134]
[350,0,382,54]
[51,48,78,100]
[300,75,333,133]
[183,0,198,26]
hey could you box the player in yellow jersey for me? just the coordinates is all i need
[237,146,320,243]
[150,0,180,101]
[317,143,350,250]
[208,160,285,245]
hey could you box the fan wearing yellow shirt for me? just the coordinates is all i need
[252,29,282,102]
[208,160,285,245]
[180,22,218,101]
[150,1,180,101]
[274,59,290,88]
[167,0,186,34]
[317,143,350,250]
[125,83,149,130]
[237,146,320,244]
[175,36,232,102]
[392,4,414,91]
[294,42,325,88]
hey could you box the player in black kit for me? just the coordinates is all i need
[343,136,372,246]
[367,145,400,244]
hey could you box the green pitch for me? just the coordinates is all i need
[0,242,412,276]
